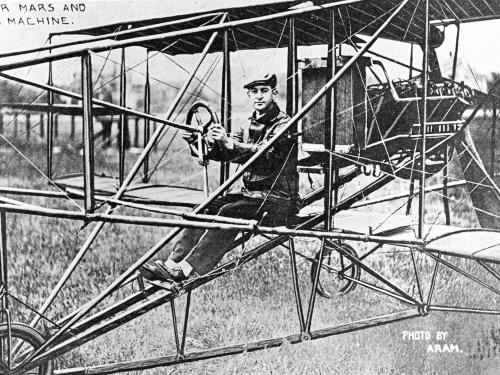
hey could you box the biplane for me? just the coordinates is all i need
[0,0,499,373]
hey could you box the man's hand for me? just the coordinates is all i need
[207,123,231,148]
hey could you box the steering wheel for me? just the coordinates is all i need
[184,101,220,163]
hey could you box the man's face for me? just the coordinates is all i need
[248,85,274,114]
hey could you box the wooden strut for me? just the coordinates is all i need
[409,247,424,302]
[81,52,95,213]
[119,48,127,186]
[220,28,231,185]
[418,0,429,240]
[46,36,54,180]
[491,95,497,177]
[0,211,8,311]
[52,309,421,375]
[287,237,305,333]
[143,52,151,182]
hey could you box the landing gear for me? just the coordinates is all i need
[310,241,361,298]
[0,323,53,375]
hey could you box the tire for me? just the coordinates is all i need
[310,241,361,299]
[0,323,53,375]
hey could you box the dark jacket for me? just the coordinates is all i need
[209,102,299,208]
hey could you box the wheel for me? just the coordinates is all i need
[0,323,53,375]
[310,241,361,298]
[185,101,220,134]
[183,101,220,160]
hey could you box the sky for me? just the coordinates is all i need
[0,0,499,94]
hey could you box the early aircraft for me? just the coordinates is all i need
[0,0,499,373]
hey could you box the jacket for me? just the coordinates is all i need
[209,102,299,208]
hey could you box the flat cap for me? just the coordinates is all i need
[243,73,277,89]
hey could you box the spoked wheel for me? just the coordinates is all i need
[184,101,220,160]
[185,101,220,134]
[310,241,361,298]
[0,323,53,375]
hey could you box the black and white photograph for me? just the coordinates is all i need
[0,0,499,373]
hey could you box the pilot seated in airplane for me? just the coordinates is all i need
[139,73,299,282]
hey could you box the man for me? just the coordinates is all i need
[140,73,299,282]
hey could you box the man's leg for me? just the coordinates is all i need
[185,198,274,275]
[140,196,293,281]
[167,194,246,263]
[169,228,205,262]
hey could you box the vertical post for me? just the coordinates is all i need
[25,113,31,141]
[306,9,336,333]
[143,54,151,182]
[0,113,3,134]
[54,114,59,139]
[418,0,430,239]
[134,117,139,147]
[324,9,337,232]
[220,29,231,185]
[490,96,496,177]
[70,115,75,141]
[13,114,17,139]
[288,237,305,332]
[409,43,414,79]
[47,37,54,179]
[119,48,127,186]
[442,146,451,225]
[40,114,44,138]
[0,211,8,310]
[81,51,95,212]
[451,22,460,82]
[286,17,298,116]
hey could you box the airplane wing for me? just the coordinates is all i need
[50,0,500,56]
[54,175,205,207]
[331,210,500,264]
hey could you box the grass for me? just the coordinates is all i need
[0,118,499,374]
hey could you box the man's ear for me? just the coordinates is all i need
[272,88,278,96]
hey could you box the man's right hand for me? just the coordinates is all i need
[207,123,230,148]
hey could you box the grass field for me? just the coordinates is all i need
[1,117,500,374]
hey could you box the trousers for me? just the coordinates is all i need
[169,194,294,275]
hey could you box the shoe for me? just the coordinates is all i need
[155,260,188,282]
[138,262,162,281]
[138,260,187,282]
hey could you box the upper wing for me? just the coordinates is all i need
[50,0,500,56]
